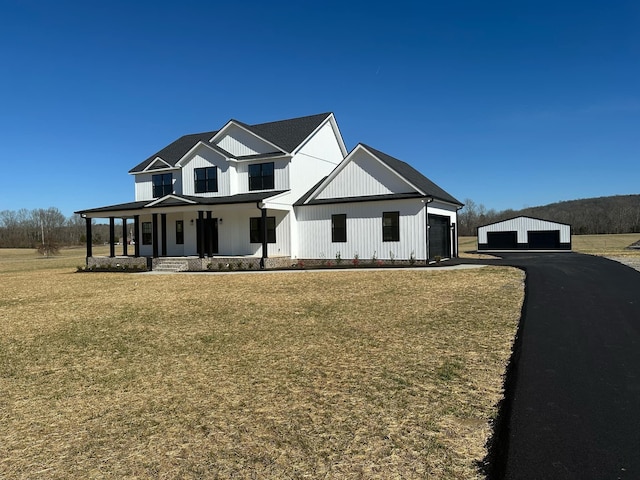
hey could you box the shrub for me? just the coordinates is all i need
[335,251,342,265]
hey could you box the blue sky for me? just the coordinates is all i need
[1,0,638,218]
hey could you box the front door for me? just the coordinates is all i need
[197,218,219,256]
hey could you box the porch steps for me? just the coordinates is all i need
[153,259,189,272]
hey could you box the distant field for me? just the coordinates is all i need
[459,233,640,257]
[0,248,524,479]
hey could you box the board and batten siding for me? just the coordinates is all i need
[316,150,414,200]
[296,199,427,260]
[215,124,278,157]
[217,209,290,257]
[478,217,571,244]
[180,147,231,197]
[134,170,181,201]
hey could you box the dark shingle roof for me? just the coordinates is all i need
[235,112,331,153]
[129,113,332,173]
[76,191,288,215]
[296,144,462,207]
[360,144,462,206]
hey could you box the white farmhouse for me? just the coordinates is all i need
[77,113,462,270]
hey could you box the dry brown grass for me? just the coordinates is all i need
[571,233,640,256]
[0,250,524,479]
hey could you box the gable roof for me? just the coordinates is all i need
[296,143,462,206]
[360,144,462,206]
[129,113,333,173]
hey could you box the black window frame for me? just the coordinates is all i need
[248,162,275,191]
[194,167,218,193]
[152,173,173,198]
[175,220,184,245]
[331,214,347,243]
[249,216,276,243]
[382,211,400,242]
[142,222,152,245]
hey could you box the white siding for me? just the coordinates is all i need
[218,208,290,256]
[236,158,290,194]
[316,150,414,200]
[215,124,278,157]
[478,217,571,243]
[296,199,427,260]
[135,174,153,201]
[180,146,231,197]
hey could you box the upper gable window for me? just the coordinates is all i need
[248,162,274,191]
[152,173,173,198]
[194,167,218,193]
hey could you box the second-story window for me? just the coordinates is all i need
[248,162,274,191]
[152,173,173,198]
[194,167,218,193]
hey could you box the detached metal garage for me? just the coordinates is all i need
[478,216,571,252]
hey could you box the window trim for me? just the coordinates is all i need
[248,162,275,191]
[152,173,173,198]
[249,216,276,243]
[194,166,218,194]
[331,214,347,243]
[142,222,153,245]
[382,211,400,242]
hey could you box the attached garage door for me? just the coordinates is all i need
[429,215,450,259]
[487,231,517,249]
[528,230,560,249]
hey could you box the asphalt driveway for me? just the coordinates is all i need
[474,253,640,479]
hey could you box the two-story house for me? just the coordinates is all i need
[77,112,462,270]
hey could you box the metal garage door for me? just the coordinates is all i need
[528,230,560,249]
[429,215,450,259]
[487,231,518,249]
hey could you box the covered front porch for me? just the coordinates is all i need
[76,193,292,271]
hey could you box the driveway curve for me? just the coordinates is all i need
[467,253,640,479]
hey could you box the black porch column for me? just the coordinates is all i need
[260,207,268,269]
[109,217,115,258]
[133,215,140,257]
[85,217,92,263]
[122,218,128,256]
[161,214,167,257]
[206,211,213,257]
[152,213,159,258]
[197,210,205,259]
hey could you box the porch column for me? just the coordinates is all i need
[109,217,115,258]
[197,210,205,259]
[152,213,159,258]
[260,206,268,269]
[85,217,92,263]
[122,218,128,256]
[206,211,213,257]
[161,214,167,257]
[133,215,140,257]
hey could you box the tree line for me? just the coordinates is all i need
[0,208,118,251]
[2,195,639,251]
[458,195,640,236]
